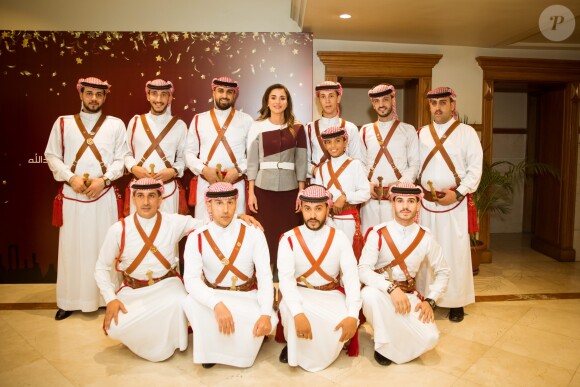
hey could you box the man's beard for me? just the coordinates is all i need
[82,102,102,113]
[215,99,232,110]
[304,216,326,231]
[377,106,392,118]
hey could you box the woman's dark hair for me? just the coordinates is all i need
[257,83,295,128]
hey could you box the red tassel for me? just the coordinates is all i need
[467,193,479,233]
[123,184,131,217]
[347,327,360,357]
[275,311,286,343]
[114,185,124,220]
[188,175,198,207]
[52,188,64,227]
[176,179,190,215]
[352,211,364,261]
[244,177,250,215]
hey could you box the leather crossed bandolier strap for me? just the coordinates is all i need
[313,118,346,167]
[134,114,180,169]
[324,158,352,198]
[417,121,461,201]
[368,120,401,181]
[202,224,252,290]
[293,226,339,290]
[375,226,426,293]
[205,109,238,168]
[71,114,108,174]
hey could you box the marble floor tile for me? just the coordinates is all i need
[419,334,490,377]
[0,317,43,372]
[461,347,574,387]
[0,284,55,303]
[0,358,74,387]
[517,305,580,340]
[438,311,515,347]
[462,300,535,323]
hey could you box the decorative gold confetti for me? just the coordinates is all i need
[106,36,112,43]
[52,72,57,77]
[84,51,88,56]
[76,57,82,64]
[182,32,189,39]
[292,49,298,55]
[21,39,29,48]
[155,55,162,61]
[176,53,181,64]
[20,71,31,76]
[270,67,275,72]
[152,40,159,49]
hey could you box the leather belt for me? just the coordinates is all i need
[260,161,294,170]
[122,270,177,289]
[203,275,257,292]
[297,281,339,291]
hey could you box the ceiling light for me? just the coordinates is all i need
[339,14,351,19]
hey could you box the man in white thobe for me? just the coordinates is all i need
[359,83,420,236]
[306,81,364,181]
[185,76,253,217]
[277,185,362,372]
[182,182,276,368]
[45,76,129,320]
[313,126,370,256]
[125,79,188,215]
[359,183,449,365]
[417,87,483,322]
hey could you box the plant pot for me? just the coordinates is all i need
[470,240,486,276]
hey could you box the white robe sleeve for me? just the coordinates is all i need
[124,116,139,172]
[358,230,390,293]
[425,237,450,301]
[105,119,130,181]
[184,114,205,175]
[345,122,365,164]
[457,125,483,196]
[277,234,304,317]
[44,117,74,183]
[94,222,123,304]
[344,160,371,204]
[252,230,274,315]
[172,120,188,177]
[338,233,362,318]
[400,125,420,183]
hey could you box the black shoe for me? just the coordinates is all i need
[449,307,464,323]
[374,351,392,366]
[55,309,73,321]
[279,345,288,363]
[201,363,216,369]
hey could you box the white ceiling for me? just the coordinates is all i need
[292,0,580,50]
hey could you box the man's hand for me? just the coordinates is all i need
[294,313,312,340]
[222,167,239,183]
[104,299,127,330]
[332,194,346,214]
[334,316,358,342]
[131,165,151,179]
[415,301,435,323]
[153,167,177,182]
[84,177,106,199]
[238,214,264,231]
[69,175,87,193]
[214,302,235,335]
[248,193,258,213]
[389,287,411,314]
[252,315,272,337]
[369,182,378,199]
[437,189,457,206]
[201,166,219,184]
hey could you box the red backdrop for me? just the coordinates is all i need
[0,31,313,283]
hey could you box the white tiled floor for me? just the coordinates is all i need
[1,233,580,386]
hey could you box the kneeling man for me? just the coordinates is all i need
[277,185,361,372]
[182,182,276,369]
[359,183,449,365]
[95,178,202,362]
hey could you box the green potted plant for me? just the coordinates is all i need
[470,159,559,274]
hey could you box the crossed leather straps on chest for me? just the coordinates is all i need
[293,227,337,287]
[124,212,173,275]
[69,114,108,174]
[323,158,352,197]
[368,120,401,181]
[313,118,345,166]
[132,114,180,169]
[202,224,249,286]
[204,109,240,170]
[417,121,461,188]
[375,226,426,289]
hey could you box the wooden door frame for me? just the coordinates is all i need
[317,52,442,127]
[476,56,580,262]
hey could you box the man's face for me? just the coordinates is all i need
[318,90,341,117]
[302,201,329,231]
[323,135,348,158]
[213,87,236,110]
[80,87,106,113]
[371,94,394,120]
[209,197,237,228]
[147,89,170,115]
[392,196,419,224]
[429,97,455,125]
[133,190,163,219]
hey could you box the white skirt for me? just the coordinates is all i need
[182,289,277,368]
[107,277,189,362]
[279,287,349,372]
[361,286,439,364]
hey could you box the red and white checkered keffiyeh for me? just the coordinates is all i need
[315,81,342,96]
[145,79,174,100]
[130,177,165,195]
[427,87,458,120]
[298,184,333,208]
[368,83,398,121]
[76,77,111,94]
[321,126,348,141]
[389,182,424,222]
[211,76,239,94]
[204,182,239,219]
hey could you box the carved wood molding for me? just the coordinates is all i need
[476,56,580,82]
[317,52,442,78]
